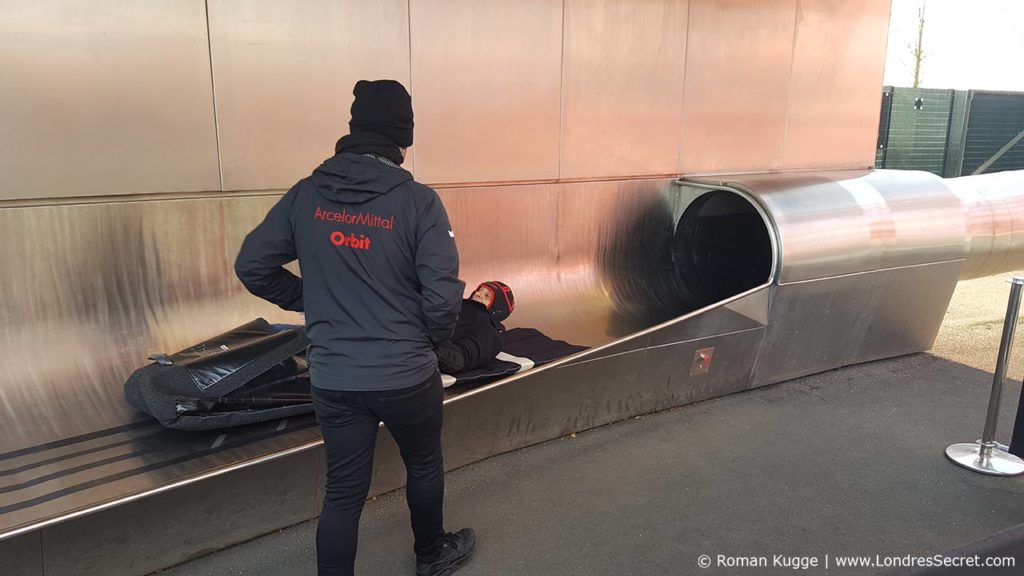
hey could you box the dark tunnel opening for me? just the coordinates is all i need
[672,190,773,308]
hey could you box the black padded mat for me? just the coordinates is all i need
[441,327,588,388]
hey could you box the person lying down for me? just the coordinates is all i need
[435,281,514,375]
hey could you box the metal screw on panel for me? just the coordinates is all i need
[690,347,714,376]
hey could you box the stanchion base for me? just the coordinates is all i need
[946,442,1024,476]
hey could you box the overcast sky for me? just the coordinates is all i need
[883,0,1024,91]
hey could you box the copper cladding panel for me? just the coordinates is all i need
[410,0,563,184]
[782,0,891,169]
[560,0,689,179]
[0,1,220,199]
[208,0,411,191]
[680,0,798,174]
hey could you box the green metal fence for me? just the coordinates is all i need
[875,87,1024,177]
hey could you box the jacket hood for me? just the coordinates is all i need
[311,153,413,205]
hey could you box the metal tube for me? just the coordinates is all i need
[981,277,1024,448]
[945,276,1024,476]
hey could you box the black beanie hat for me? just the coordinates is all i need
[349,79,414,147]
[477,281,515,323]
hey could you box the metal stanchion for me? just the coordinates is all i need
[946,277,1024,476]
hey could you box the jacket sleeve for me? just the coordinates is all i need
[234,186,304,312]
[452,333,490,372]
[436,315,502,374]
[415,190,464,345]
[435,340,466,375]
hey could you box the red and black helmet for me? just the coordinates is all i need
[476,281,515,323]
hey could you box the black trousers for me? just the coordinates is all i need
[312,371,445,576]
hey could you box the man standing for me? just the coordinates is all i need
[235,79,474,576]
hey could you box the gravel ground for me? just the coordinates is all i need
[932,271,1024,375]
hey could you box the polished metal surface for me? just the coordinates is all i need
[945,442,1024,477]
[678,168,1024,385]
[208,0,412,191]
[438,288,770,474]
[945,170,1024,279]
[8,165,1024,545]
[0,194,302,454]
[723,168,1024,286]
[0,176,700,453]
[694,170,964,284]
[0,169,766,550]
[0,175,741,537]
[840,261,962,364]
[0,1,220,199]
[782,0,890,169]
[559,0,688,179]
[11,167,1024,542]
[36,446,322,576]
[682,168,976,385]
[409,0,562,184]
[0,531,41,576]
[750,261,962,385]
[680,0,797,173]
[0,416,323,539]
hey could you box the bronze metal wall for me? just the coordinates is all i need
[680,0,798,173]
[1,0,893,201]
[207,0,412,191]
[411,0,563,183]
[560,0,689,179]
[0,1,220,199]
[782,0,891,169]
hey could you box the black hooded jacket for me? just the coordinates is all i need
[435,299,503,374]
[235,152,464,391]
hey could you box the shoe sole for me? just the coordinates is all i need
[432,553,470,576]
[423,538,475,576]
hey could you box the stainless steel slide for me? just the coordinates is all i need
[2,169,1023,545]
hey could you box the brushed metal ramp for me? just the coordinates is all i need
[0,282,768,541]
[0,174,780,542]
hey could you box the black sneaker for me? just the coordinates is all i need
[415,528,476,576]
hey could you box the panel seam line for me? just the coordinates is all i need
[204,0,225,191]
[557,0,567,179]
